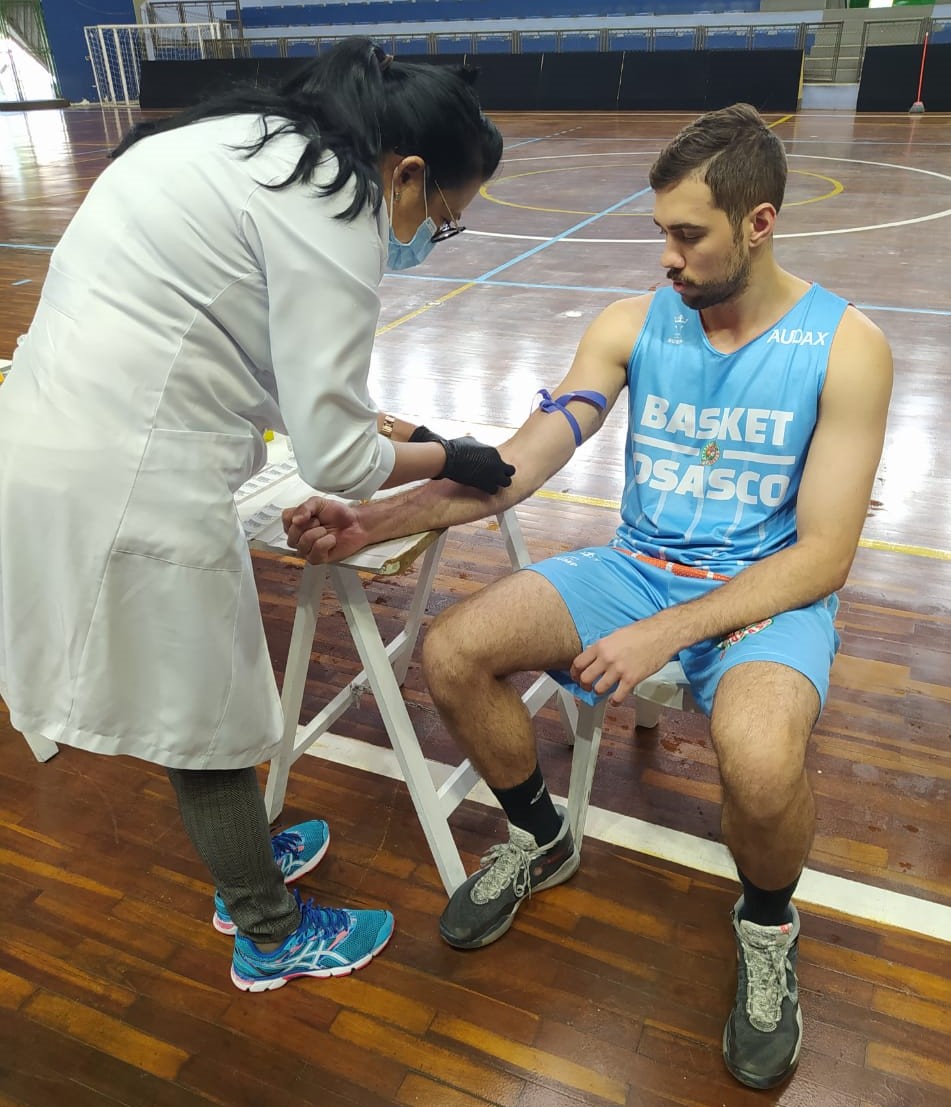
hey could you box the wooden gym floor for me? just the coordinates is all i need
[0,107,949,1106]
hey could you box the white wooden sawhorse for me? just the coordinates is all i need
[247,469,696,894]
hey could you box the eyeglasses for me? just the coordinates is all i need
[430,180,466,243]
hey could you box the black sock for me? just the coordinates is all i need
[737,869,799,927]
[490,763,562,845]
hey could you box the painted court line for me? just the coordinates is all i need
[0,243,53,252]
[306,731,951,944]
[531,489,951,561]
[387,272,951,319]
[378,185,654,335]
[506,125,583,150]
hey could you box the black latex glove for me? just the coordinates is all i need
[410,425,516,494]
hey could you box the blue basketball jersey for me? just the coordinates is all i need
[615,283,849,573]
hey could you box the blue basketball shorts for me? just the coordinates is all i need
[524,544,840,716]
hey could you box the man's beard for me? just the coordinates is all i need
[669,245,751,311]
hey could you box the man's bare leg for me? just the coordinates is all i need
[422,569,585,948]
[422,570,581,787]
[710,661,819,1090]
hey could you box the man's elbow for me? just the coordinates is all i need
[798,536,855,594]
[825,549,856,593]
[829,563,851,593]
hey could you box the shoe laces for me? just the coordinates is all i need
[739,922,794,1032]
[471,826,536,905]
[294,890,350,940]
[271,828,304,856]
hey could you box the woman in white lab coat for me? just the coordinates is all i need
[0,38,508,990]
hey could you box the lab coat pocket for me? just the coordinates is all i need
[113,427,252,571]
[71,550,245,760]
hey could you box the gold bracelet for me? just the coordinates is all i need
[381,413,396,439]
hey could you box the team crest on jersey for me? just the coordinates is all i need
[699,442,721,466]
[717,619,773,654]
[667,314,688,345]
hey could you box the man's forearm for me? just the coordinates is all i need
[359,467,528,543]
[359,429,574,544]
[653,539,849,653]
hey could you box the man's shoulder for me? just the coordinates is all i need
[602,291,656,325]
[585,292,655,349]
[821,303,893,406]
[781,281,889,360]
[831,302,891,357]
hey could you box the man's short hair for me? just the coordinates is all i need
[649,103,788,230]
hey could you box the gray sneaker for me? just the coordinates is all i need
[439,809,580,949]
[723,898,803,1089]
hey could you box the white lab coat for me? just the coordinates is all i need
[0,115,396,769]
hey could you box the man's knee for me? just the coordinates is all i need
[716,736,809,825]
[422,603,486,699]
[710,663,817,819]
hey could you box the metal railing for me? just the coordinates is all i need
[857,16,937,79]
[142,0,243,30]
[248,22,838,65]
[88,12,951,103]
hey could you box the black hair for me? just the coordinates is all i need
[649,103,787,229]
[112,38,503,222]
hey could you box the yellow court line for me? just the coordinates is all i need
[786,170,844,207]
[375,282,476,336]
[769,114,794,129]
[535,488,622,511]
[858,537,951,562]
[534,489,951,561]
[481,164,655,216]
[482,164,843,216]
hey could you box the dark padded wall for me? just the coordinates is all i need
[857,43,951,112]
[139,51,803,113]
[139,59,293,109]
[619,50,801,111]
[537,53,625,111]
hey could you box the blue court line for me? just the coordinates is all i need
[472,185,654,283]
[390,272,647,296]
[6,240,949,318]
[506,125,582,150]
[0,242,53,252]
[387,272,951,318]
[856,303,951,317]
[506,136,551,150]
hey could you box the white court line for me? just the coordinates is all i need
[483,152,951,241]
[305,731,951,944]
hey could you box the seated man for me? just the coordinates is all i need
[283,103,892,1089]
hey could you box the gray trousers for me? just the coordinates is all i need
[167,766,300,944]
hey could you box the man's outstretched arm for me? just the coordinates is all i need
[285,296,650,562]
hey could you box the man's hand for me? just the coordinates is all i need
[281,497,368,564]
[570,620,677,706]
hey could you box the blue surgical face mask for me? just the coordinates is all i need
[387,180,437,271]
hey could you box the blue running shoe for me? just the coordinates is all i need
[230,892,394,992]
[212,819,330,935]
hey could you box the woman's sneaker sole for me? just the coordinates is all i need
[230,916,394,992]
